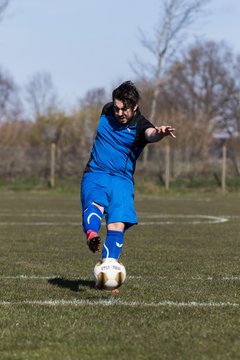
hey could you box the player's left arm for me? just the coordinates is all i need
[144,125,176,143]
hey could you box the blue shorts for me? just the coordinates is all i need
[81,171,137,229]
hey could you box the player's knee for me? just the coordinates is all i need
[107,222,125,232]
[82,203,103,233]
[92,202,104,214]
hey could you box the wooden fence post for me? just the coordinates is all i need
[165,142,170,190]
[50,142,56,188]
[221,143,227,193]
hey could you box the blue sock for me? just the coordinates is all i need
[102,230,124,260]
[82,204,103,234]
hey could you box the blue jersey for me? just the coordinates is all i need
[85,103,155,180]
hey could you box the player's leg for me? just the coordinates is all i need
[102,176,137,260]
[83,202,104,253]
[81,172,108,253]
[101,222,125,294]
[102,222,125,260]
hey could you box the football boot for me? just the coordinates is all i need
[86,230,101,253]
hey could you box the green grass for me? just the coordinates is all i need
[0,191,240,359]
[1,175,240,194]
[0,177,80,192]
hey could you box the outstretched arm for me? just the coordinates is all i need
[145,125,176,143]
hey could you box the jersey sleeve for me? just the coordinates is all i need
[137,116,155,144]
[101,102,114,116]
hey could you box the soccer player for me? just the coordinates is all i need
[81,81,175,260]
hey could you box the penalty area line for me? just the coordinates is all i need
[0,214,229,225]
[1,275,240,281]
[0,299,239,308]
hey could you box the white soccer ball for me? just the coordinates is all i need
[93,258,126,290]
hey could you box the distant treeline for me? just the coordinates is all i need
[0,40,240,183]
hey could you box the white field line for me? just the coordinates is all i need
[140,214,229,225]
[0,212,236,219]
[0,214,229,225]
[0,210,239,220]
[0,299,239,308]
[1,275,240,281]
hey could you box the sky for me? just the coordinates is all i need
[0,0,240,110]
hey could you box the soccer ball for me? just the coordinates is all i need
[93,258,126,290]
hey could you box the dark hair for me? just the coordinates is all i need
[112,81,140,108]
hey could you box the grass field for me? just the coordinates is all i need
[0,190,240,360]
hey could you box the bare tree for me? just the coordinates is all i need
[133,0,209,165]
[0,67,22,122]
[219,54,240,176]
[79,87,107,152]
[160,41,239,176]
[0,2,22,122]
[0,0,8,22]
[25,71,59,120]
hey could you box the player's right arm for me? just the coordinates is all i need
[144,125,176,143]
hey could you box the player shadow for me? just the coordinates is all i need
[48,277,95,292]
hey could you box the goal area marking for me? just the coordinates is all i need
[0,213,229,225]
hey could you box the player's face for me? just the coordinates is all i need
[113,99,137,124]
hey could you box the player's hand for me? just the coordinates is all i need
[155,125,176,138]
